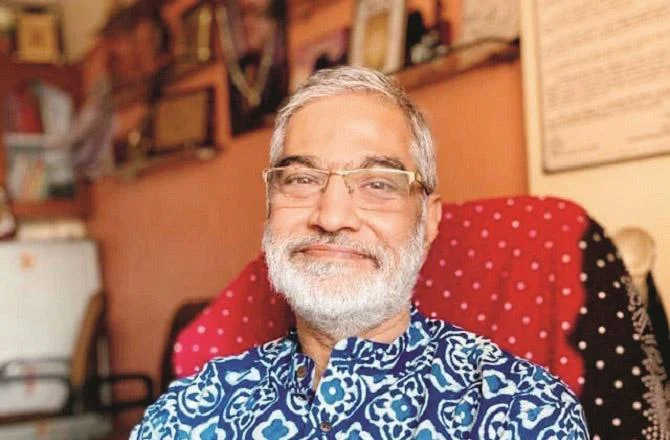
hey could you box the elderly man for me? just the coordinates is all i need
[131,67,588,439]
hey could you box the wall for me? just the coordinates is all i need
[84,0,528,433]
[88,63,527,385]
[520,5,670,310]
[60,0,112,60]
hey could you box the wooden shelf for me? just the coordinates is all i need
[0,60,81,102]
[3,133,60,149]
[10,184,91,219]
[115,147,218,180]
[1,59,85,220]
[393,39,520,92]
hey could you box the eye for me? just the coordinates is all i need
[282,171,321,186]
[361,178,399,193]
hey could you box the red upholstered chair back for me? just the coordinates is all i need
[172,196,670,439]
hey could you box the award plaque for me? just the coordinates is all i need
[350,0,406,74]
[151,88,215,153]
[15,7,62,63]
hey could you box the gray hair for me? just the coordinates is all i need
[268,66,437,193]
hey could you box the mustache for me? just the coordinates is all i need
[285,234,383,264]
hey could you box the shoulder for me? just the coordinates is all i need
[130,336,291,439]
[425,315,575,395]
[422,316,588,437]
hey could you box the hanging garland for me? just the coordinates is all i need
[216,4,275,108]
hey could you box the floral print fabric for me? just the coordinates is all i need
[133,309,588,439]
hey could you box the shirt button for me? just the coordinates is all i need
[320,421,332,432]
[296,365,307,378]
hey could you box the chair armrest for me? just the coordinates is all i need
[0,373,74,414]
[85,373,155,414]
[0,373,71,388]
[0,357,70,377]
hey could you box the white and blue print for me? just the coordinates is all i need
[131,309,588,439]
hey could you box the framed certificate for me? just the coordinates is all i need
[16,7,62,64]
[349,0,406,74]
[150,88,215,153]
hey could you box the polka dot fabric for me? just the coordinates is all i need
[173,196,670,439]
[173,258,293,377]
[414,196,586,395]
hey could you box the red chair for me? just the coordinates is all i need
[170,196,670,440]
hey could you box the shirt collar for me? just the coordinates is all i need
[271,306,436,393]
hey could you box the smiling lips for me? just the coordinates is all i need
[297,244,371,261]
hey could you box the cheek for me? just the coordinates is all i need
[365,215,418,248]
[268,206,312,235]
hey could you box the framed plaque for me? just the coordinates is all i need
[150,88,215,153]
[350,0,406,74]
[15,7,62,64]
[178,1,216,65]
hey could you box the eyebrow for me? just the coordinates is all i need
[273,154,408,171]
[273,155,320,168]
[359,155,407,171]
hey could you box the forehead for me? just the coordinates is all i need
[282,93,414,169]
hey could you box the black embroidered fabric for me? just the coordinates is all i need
[573,220,669,439]
[648,274,670,376]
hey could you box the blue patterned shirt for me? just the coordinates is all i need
[131,308,588,439]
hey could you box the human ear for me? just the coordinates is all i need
[424,193,442,248]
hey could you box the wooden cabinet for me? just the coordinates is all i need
[0,58,90,219]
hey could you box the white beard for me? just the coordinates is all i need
[262,217,427,341]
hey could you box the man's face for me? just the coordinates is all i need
[262,93,441,339]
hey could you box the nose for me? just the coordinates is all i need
[307,174,362,233]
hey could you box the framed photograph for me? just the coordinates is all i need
[150,88,215,154]
[290,28,349,93]
[15,7,62,64]
[216,0,288,136]
[350,0,406,74]
[178,1,216,65]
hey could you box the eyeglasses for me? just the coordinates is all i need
[262,166,427,210]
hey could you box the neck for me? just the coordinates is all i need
[296,308,412,387]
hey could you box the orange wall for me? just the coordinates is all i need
[85,0,527,432]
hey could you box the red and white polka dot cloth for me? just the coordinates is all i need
[174,196,670,439]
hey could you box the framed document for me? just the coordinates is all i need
[523,0,670,172]
[349,0,406,74]
[151,88,215,153]
[178,1,216,65]
[15,7,62,63]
